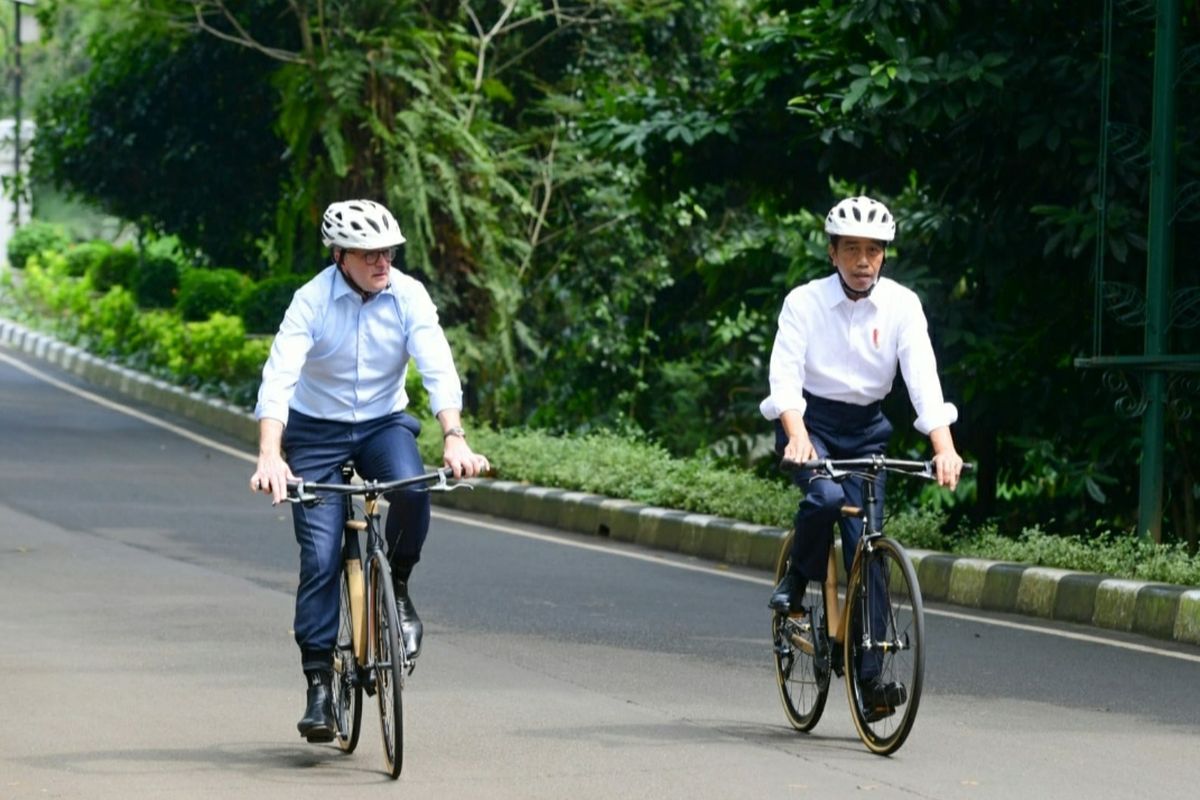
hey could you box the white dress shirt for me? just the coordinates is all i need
[254,265,463,425]
[760,273,957,435]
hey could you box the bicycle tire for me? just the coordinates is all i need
[843,537,924,755]
[332,565,364,753]
[370,554,405,779]
[772,530,831,731]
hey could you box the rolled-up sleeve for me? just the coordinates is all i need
[760,294,809,420]
[404,284,463,417]
[897,296,958,435]
[254,295,316,425]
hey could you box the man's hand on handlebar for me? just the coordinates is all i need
[250,451,297,506]
[782,432,817,465]
[931,450,964,490]
[443,435,490,479]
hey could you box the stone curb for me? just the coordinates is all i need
[3,317,1198,648]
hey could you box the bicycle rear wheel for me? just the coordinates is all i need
[370,554,405,779]
[332,565,363,752]
[772,531,831,731]
[843,537,924,755]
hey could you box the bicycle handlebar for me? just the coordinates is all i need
[285,467,468,505]
[782,455,976,482]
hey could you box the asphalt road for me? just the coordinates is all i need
[1,348,1198,800]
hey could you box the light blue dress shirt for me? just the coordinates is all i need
[255,265,463,425]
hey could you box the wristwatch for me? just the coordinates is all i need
[443,426,467,441]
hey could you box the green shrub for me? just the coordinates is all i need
[888,507,956,551]
[126,309,186,375]
[176,267,249,321]
[176,312,243,383]
[64,241,114,278]
[6,221,70,269]
[16,252,92,344]
[239,272,309,334]
[417,424,798,528]
[91,286,140,356]
[135,252,182,309]
[957,526,1200,586]
[87,245,139,293]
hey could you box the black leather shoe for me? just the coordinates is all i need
[297,671,335,743]
[860,677,907,722]
[394,581,423,660]
[768,573,808,612]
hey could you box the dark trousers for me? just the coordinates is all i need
[284,409,430,672]
[775,392,892,679]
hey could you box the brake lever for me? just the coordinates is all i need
[284,479,321,505]
[428,469,475,492]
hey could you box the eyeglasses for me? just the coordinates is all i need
[354,247,397,265]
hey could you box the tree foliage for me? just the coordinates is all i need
[26,0,1200,545]
[31,1,293,269]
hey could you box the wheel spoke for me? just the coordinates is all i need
[371,558,404,779]
[844,539,924,755]
[772,533,831,732]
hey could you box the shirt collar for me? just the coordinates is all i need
[821,272,883,309]
[330,264,396,302]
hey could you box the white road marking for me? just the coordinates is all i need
[6,347,1199,665]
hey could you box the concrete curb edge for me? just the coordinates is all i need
[3,317,1197,648]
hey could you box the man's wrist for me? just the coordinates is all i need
[443,425,466,441]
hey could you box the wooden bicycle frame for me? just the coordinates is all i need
[789,503,870,655]
[342,495,384,666]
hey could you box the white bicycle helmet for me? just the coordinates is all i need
[321,199,407,249]
[824,196,896,242]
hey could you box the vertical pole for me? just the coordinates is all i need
[1093,0,1113,357]
[1140,0,1179,543]
[12,0,21,226]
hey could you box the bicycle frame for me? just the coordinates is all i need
[773,455,973,754]
[341,491,391,675]
[289,466,463,679]
[287,465,468,777]
[818,472,883,653]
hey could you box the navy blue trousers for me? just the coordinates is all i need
[775,393,892,679]
[284,409,430,672]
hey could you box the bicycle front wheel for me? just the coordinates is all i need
[332,565,363,753]
[772,530,831,731]
[370,555,405,779]
[843,537,924,755]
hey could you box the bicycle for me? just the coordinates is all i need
[286,464,466,779]
[770,456,973,756]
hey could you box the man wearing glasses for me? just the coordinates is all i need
[250,199,490,743]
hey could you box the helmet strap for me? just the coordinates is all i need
[834,255,885,300]
[335,251,377,301]
[838,274,875,300]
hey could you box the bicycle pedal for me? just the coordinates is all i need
[863,704,897,723]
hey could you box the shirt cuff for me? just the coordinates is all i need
[913,402,958,436]
[759,392,807,421]
[427,392,464,419]
[254,400,290,426]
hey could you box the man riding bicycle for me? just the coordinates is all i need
[249,199,489,743]
[760,195,963,716]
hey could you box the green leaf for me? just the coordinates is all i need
[841,77,871,113]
